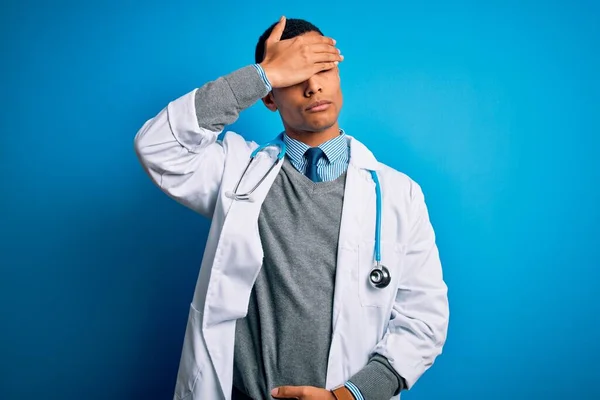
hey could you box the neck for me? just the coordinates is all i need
[284,123,341,147]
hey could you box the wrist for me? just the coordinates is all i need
[252,63,272,92]
[258,62,279,89]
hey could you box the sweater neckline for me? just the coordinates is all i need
[279,157,347,193]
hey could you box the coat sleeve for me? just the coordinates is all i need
[133,65,269,218]
[372,179,450,389]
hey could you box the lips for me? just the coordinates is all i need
[306,100,332,111]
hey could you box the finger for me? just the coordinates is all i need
[267,16,286,43]
[313,61,339,74]
[271,385,306,398]
[303,34,336,46]
[309,43,341,55]
[312,52,344,63]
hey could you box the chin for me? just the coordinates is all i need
[305,117,337,132]
[305,123,335,133]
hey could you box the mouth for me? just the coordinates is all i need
[306,100,332,112]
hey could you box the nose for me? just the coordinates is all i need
[304,75,322,97]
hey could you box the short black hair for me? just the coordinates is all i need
[255,18,324,64]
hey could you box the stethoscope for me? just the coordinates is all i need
[225,138,391,289]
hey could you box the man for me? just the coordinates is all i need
[134,16,449,400]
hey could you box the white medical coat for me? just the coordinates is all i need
[134,88,449,400]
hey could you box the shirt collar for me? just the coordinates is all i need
[282,129,348,165]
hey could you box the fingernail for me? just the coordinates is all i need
[271,388,279,395]
[334,61,339,65]
[333,39,336,45]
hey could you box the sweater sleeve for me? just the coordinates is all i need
[346,354,405,400]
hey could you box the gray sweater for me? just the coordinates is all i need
[231,160,402,400]
[194,65,403,400]
[233,158,347,399]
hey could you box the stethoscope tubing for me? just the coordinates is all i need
[228,138,391,289]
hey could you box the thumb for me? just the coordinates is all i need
[267,16,286,43]
[271,385,304,398]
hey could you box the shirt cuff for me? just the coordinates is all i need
[252,63,272,92]
[344,381,364,400]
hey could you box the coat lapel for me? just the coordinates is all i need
[326,136,382,388]
[203,143,283,399]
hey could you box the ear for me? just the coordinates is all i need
[261,92,278,112]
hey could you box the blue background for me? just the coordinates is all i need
[1,0,598,399]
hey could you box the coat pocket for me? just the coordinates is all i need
[174,303,207,400]
[357,240,406,308]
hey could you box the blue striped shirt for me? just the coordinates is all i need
[282,131,350,182]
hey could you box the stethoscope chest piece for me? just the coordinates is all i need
[369,263,391,288]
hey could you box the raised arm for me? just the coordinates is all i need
[134,16,342,218]
[133,65,269,218]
